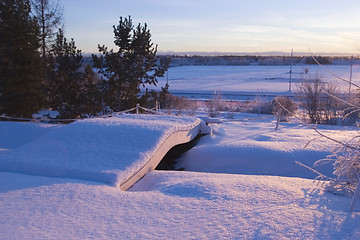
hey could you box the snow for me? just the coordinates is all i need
[2,65,360,239]
[1,112,360,239]
[1,171,360,239]
[178,113,359,179]
[150,65,360,95]
[0,114,201,188]
[0,121,59,151]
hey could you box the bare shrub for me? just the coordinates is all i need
[158,92,198,115]
[321,83,345,125]
[297,77,323,124]
[343,90,360,124]
[273,96,297,122]
[329,138,360,188]
[206,93,223,117]
[297,76,344,125]
[247,97,273,115]
[185,99,198,116]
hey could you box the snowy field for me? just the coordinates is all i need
[149,65,360,100]
[1,112,360,239]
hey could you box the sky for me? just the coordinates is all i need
[61,0,360,55]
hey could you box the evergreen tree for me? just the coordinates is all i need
[93,16,170,111]
[48,29,102,118]
[48,29,83,118]
[77,64,102,116]
[159,83,170,109]
[0,0,44,118]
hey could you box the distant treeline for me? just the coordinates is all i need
[158,55,358,67]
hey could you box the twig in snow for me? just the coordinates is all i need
[295,161,333,181]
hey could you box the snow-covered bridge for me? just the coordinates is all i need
[0,115,206,190]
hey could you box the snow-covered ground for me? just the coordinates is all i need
[0,115,201,188]
[1,171,359,239]
[179,113,360,179]
[1,112,360,239]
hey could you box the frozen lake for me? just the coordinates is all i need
[148,65,360,100]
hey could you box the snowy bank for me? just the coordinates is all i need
[178,113,359,179]
[1,171,359,239]
[0,115,202,189]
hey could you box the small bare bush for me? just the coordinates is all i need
[321,83,345,125]
[159,92,198,115]
[273,96,298,122]
[297,77,323,124]
[316,135,360,198]
[297,77,344,125]
[333,142,360,187]
[247,97,273,115]
[206,93,223,117]
[343,90,360,124]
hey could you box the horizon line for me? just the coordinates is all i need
[83,51,359,57]
[156,51,359,57]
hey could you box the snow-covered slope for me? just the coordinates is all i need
[178,113,359,179]
[1,170,360,239]
[0,114,202,189]
[1,113,360,239]
[0,121,59,151]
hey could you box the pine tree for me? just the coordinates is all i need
[48,29,83,118]
[77,64,102,116]
[0,0,44,118]
[93,16,170,111]
[159,83,170,109]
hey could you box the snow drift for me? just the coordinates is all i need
[0,114,202,189]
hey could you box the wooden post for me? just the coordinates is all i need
[349,55,353,97]
[350,178,360,212]
[136,104,139,114]
[155,101,159,112]
[289,49,293,92]
[275,108,282,131]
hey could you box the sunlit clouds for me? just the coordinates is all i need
[61,0,360,54]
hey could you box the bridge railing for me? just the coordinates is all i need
[0,101,164,123]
